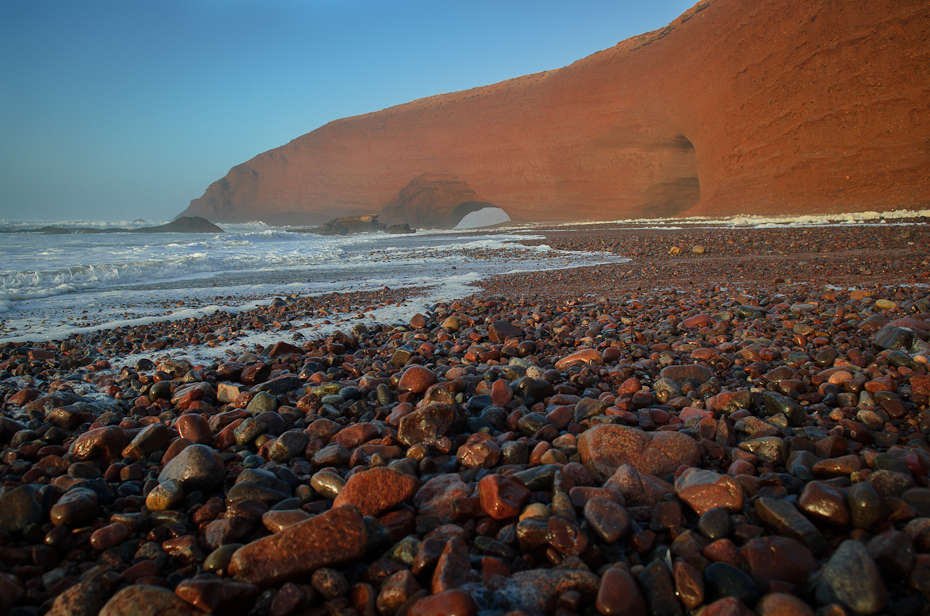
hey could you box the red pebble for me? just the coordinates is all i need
[478,474,530,520]
[408,589,478,616]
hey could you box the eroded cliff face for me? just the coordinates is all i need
[379,174,496,229]
[181,0,930,226]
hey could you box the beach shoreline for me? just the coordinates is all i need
[0,221,929,615]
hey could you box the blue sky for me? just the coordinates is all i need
[0,0,695,222]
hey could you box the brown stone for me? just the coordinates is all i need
[90,523,131,551]
[174,578,259,614]
[555,349,604,370]
[578,425,701,482]
[431,536,472,593]
[7,387,41,406]
[412,537,447,578]
[163,535,207,566]
[397,403,457,446]
[708,391,753,415]
[70,426,127,463]
[673,560,704,610]
[46,405,83,430]
[583,497,631,543]
[692,347,719,360]
[380,508,417,543]
[330,423,380,449]
[204,517,252,551]
[547,515,589,557]
[797,480,851,527]
[491,379,514,406]
[271,582,307,616]
[262,509,312,533]
[333,467,419,517]
[456,435,502,469]
[675,467,744,515]
[100,585,207,616]
[596,567,647,616]
[311,442,351,467]
[28,348,55,361]
[704,538,742,568]
[489,321,524,343]
[240,362,270,386]
[910,374,930,398]
[812,454,863,479]
[47,580,103,616]
[310,568,349,600]
[397,366,438,394]
[741,536,818,591]
[408,589,478,616]
[650,501,686,532]
[603,465,673,507]
[50,487,98,527]
[414,474,474,522]
[162,438,194,465]
[229,505,367,586]
[478,474,530,520]
[700,597,755,616]
[681,314,715,329]
[122,423,171,460]
[267,341,305,358]
[376,570,420,616]
[175,415,213,445]
[755,593,816,616]
[659,364,712,384]
[867,529,915,579]
[226,500,269,525]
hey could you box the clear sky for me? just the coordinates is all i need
[0,0,695,222]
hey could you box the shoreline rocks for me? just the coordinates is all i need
[0,224,929,615]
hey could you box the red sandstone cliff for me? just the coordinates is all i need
[181,0,930,226]
[379,174,495,229]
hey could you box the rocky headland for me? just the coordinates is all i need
[181,0,929,227]
[1,222,929,615]
[0,217,224,235]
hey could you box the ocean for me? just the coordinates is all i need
[3,208,925,358]
[0,220,628,349]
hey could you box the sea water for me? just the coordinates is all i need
[0,220,628,350]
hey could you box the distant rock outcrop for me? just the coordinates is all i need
[180,0,930,226]
[134,217,224,234]
[2,216,223,235]
[300,215,415,236]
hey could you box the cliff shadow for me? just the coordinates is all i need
[636,134,700,218]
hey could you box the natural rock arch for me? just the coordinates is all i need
[451,202,510,227]
[181,0,930,225]
[380,174,511,229]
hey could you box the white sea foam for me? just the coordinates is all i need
[540,208,930,230]
[0,221,628,344]
[7,208,916,347]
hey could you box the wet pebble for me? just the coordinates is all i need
[1,226,929,616]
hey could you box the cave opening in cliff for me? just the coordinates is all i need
[639,134,701,217]
[452,201,511,229]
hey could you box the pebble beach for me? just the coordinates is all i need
[2,219,930,616]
